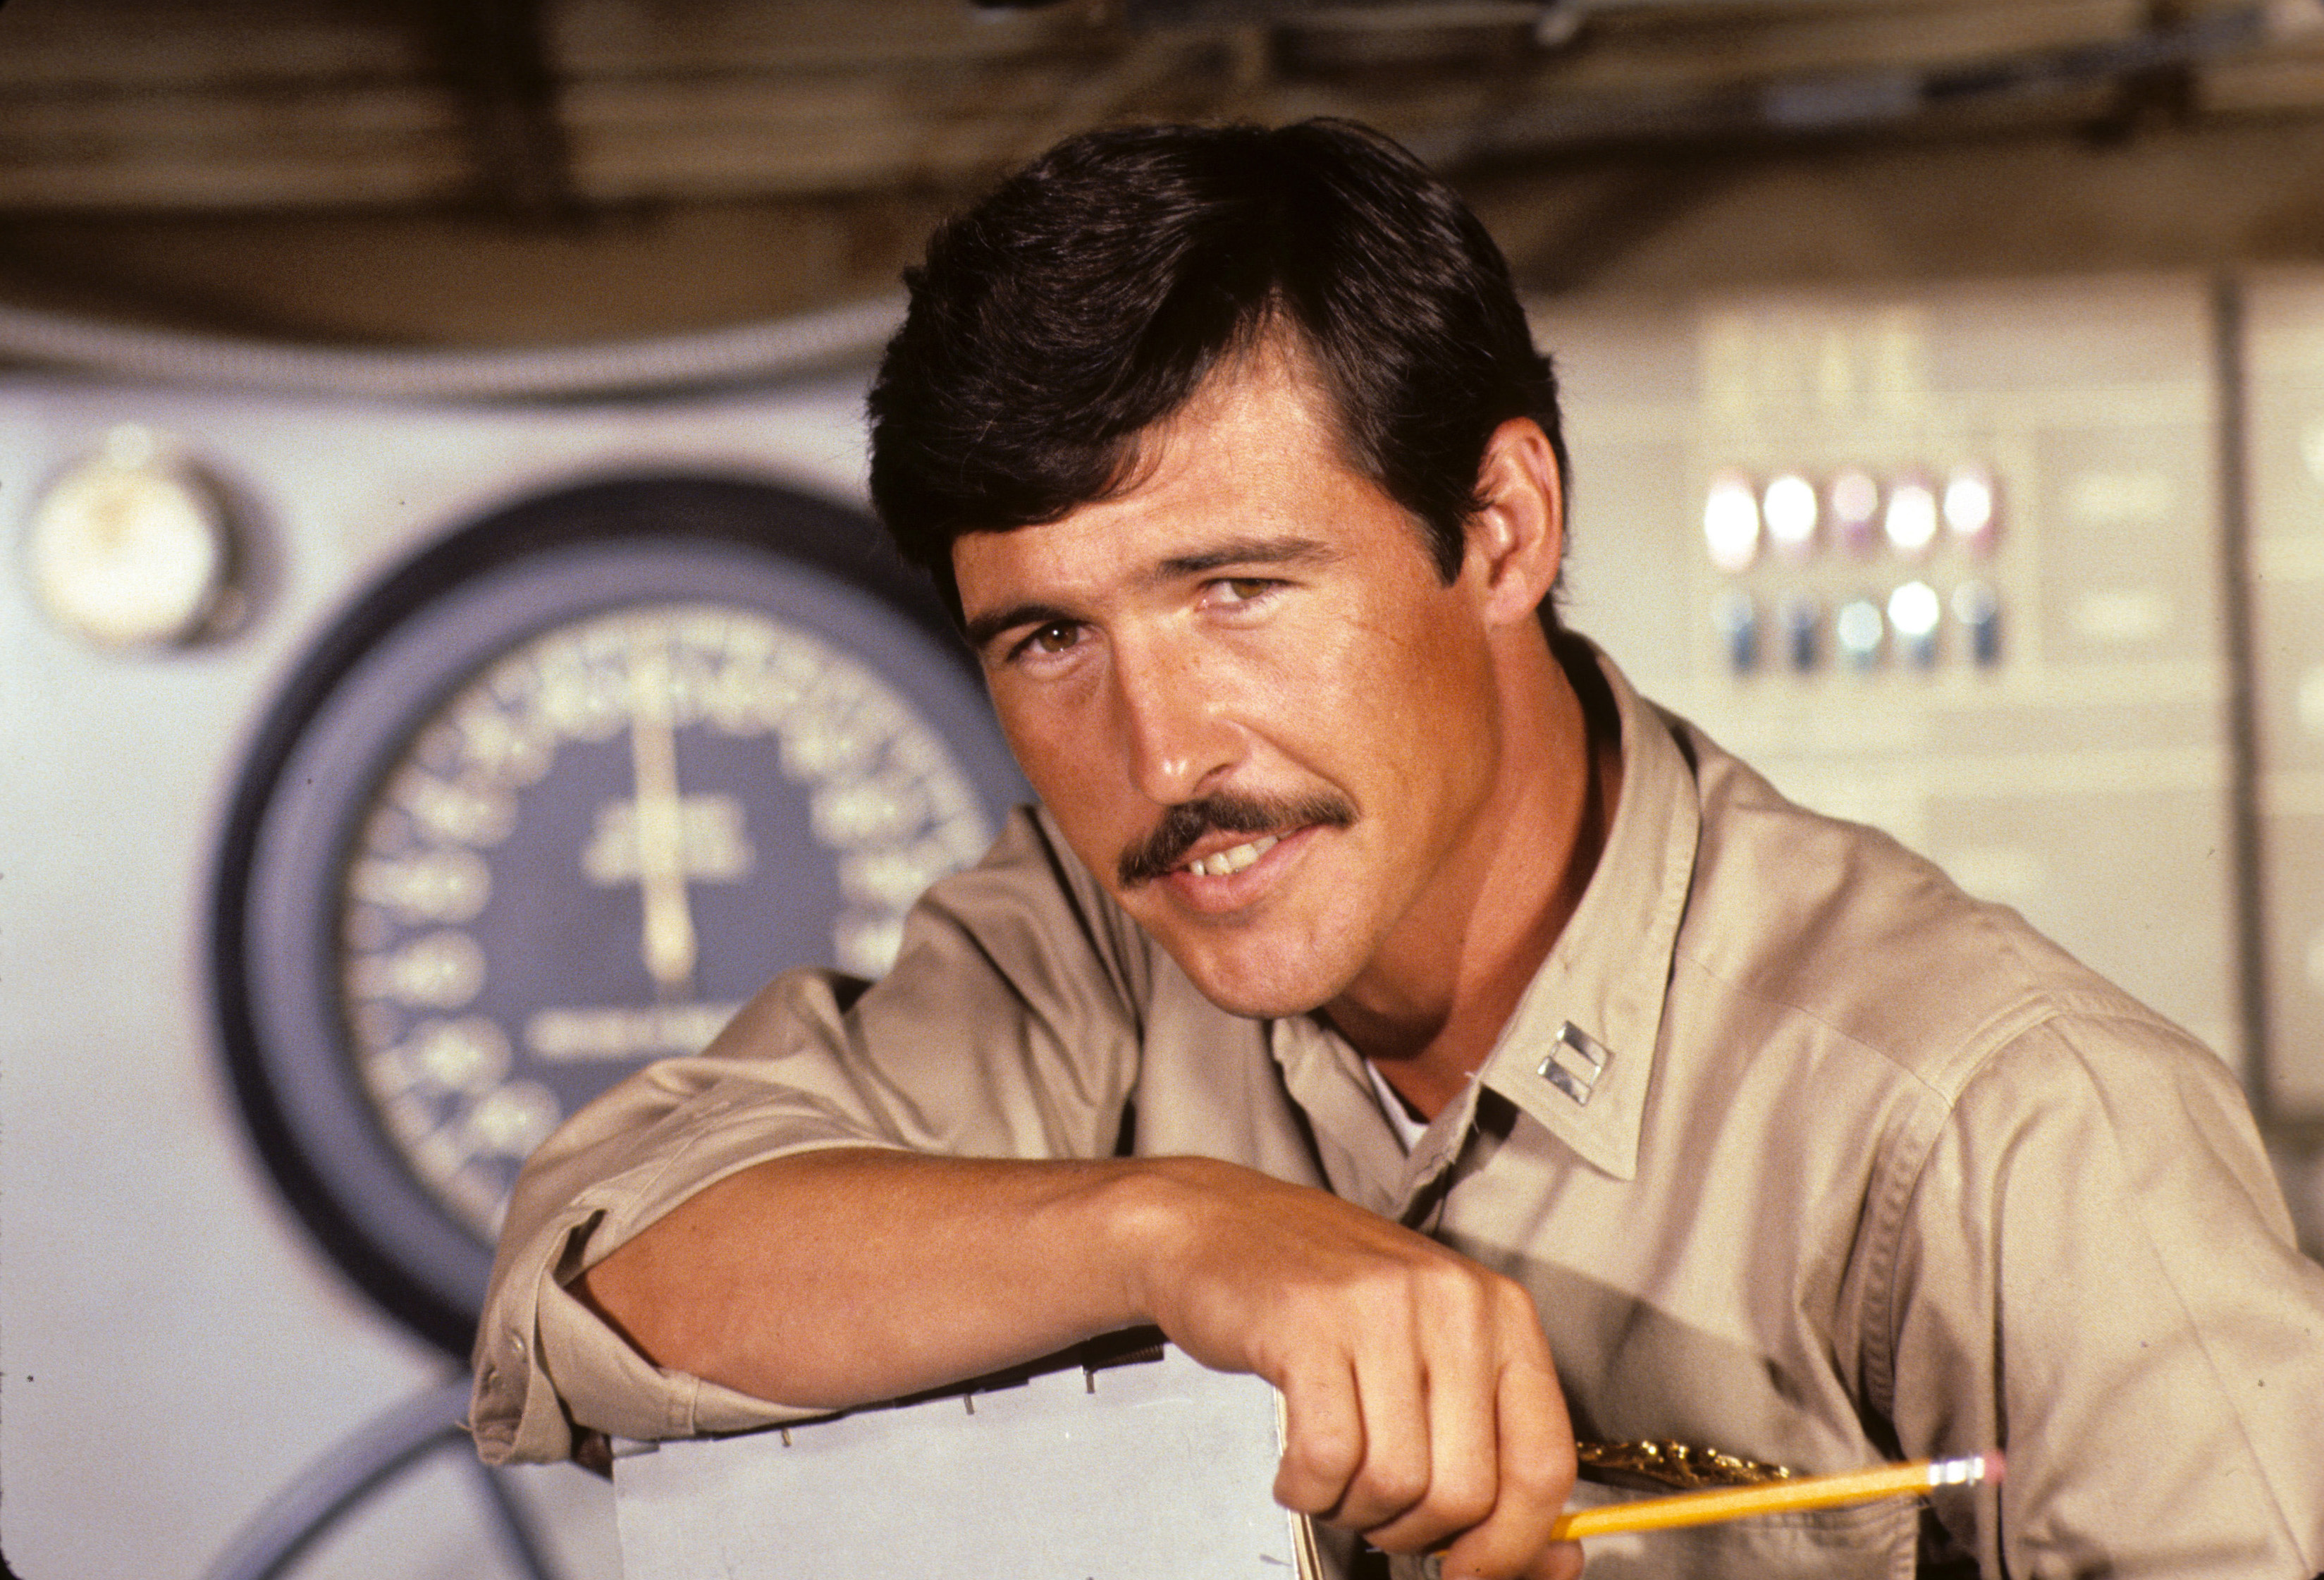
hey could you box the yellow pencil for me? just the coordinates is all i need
[1550,1452,2001,1541]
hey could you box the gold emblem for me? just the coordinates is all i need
[1575,1438,1800,1491]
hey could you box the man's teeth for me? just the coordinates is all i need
[1184,834,1279,878]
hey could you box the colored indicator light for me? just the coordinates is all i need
[1762,472,1819,556]
[1781,594,1820,672]
[1836,597,1884,669]
[1884,477,1938,556]
[1712,590,1758,674]
[1945,465,1999,553]
[1954,580,2002,666]
[1704,472,1761,572]
[1889,580,1941,667]
[1829,468,1881,553]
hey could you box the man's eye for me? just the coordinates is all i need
[1024,622,1078,656]
[1212,578,1276,605]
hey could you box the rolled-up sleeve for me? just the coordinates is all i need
[469,807,1154,1464]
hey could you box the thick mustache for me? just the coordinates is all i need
[1117,792,1355,887]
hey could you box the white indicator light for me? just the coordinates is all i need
[1704,472,1761,572]
[1885,477,1938,555]
[1762,472,1819,555]
[1836,598,1884,667]
[1888,580,1941,640]
[1945,465,1998,551]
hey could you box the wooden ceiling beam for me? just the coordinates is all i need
[4,0,2323,214]
[426,0,579,219]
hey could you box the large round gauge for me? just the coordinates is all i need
[213,476,1025,1356]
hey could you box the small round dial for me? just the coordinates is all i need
[26,423,238,648]
[214,477,1024,1353]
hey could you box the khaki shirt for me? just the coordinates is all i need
[472,649,2324,1579]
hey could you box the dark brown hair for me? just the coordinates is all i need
[866,118,1567,621]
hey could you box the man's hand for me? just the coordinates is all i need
[1118,1157,1581,1580]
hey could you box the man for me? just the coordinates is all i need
[472,121,2324,1579]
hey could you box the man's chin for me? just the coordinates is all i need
[1153,936,1345,1022]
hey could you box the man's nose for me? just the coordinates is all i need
[1109,635,1240,805]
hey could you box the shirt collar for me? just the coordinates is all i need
[1269,643,1702,1197]
[1468,642,1702,1183]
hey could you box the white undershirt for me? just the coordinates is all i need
[1363,1057,1430,1153]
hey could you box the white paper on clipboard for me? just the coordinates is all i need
[613,1339,1321,1579]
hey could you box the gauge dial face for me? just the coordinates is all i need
[216,479,1026,1353]
[342,601,997,1242]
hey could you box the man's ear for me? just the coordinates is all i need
[1466,418,1564,626]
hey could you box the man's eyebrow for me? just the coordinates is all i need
[1151,534,1339,580]
[963,601,1079,654]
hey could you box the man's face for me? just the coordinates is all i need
[954,356,1517,1019]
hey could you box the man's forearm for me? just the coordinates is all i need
[577,1146,1162,1409]
[580,1144,1581,1579]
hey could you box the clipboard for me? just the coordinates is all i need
[613,1333,1322,1579]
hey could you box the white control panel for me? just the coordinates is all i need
[1540,276,2246,1075]
[2243,274,2324,1124]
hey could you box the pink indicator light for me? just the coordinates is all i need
[1829,469,1881,553]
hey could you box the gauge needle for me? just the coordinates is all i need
[628,627,699,993]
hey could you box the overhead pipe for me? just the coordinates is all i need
[0,295,906,402]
